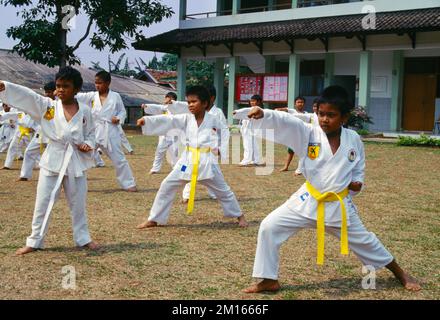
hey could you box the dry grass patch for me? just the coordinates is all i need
[0,135,438,299]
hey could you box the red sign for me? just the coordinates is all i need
[235,75,264,102]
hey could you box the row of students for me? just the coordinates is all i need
[0,67,420,292]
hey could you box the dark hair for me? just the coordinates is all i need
[165,92,177,101]
[206,85,217,98]
[96,70,111,83]
[186,85,210,105]
[44,81,56,91]
[313,98,320,104]
[317,85,353,115]
[295,96,306,103]
[250,94,263,103]
[55,67,83,90]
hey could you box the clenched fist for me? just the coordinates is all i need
[0,81,5,92]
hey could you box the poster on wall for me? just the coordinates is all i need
[263,75,288,102]
[235,74,289,103]
[235,75,264,102]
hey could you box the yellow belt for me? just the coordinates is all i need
[186,146,211,215]
[18,126,31,142]
[306,181,349,265]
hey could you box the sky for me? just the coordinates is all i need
[0,0,216,68]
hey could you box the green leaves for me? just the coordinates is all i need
[1,0,174,68]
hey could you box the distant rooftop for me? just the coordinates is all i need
[0,49,173,106]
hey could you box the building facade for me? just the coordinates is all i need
[134,0,440,133]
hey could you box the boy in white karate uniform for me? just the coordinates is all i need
[276,96,307,174]
[235,86,420,293]
[142,92,179,174]
[182,86,225,202]
[0,103,17,153]
[239,94,264,167]
[0,67,99,255]
[1,110,37,170]
[136,86,248,229]
[19,82,56,181]
[76,71,137,192]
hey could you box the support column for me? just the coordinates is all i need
[232,0,241,14]
[264,55,275,108]
[179,0,187,20]
[268,0,275,11]
[324,52,335,88]
[359,51,372,111]
[292,0,298,9]
[214,58,225,111]
[288,53,300,109]
[177,56,187,101]
[217,0,222,16]
[390,50,404,131]
[227,57,239,125]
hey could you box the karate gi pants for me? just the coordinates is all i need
[4,132,29,168]
[98,136,136,190]
[148,164,242,225]
[241,129,262,165]
[252,201,394,280]
[20,136,42,179]
[121,132,133,153]
[26,171,92,249]
[150,135,178,173]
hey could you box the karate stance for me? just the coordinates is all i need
[136,86,248,229]
[76,71,137,192]
[234,86,421,293]
[0,67,99,255]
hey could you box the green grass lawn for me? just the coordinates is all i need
[0,134,438,299]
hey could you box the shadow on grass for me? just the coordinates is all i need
[17,242,165,257]
[88,188,158,194]
[160,220,261,230]
[280,276,402,297]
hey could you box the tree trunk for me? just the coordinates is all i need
[56,3,68,70]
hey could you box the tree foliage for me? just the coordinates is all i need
[1,0,174,68]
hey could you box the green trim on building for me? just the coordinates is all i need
[390,50,404,131]
[288,53,300,109]
[228,57,239,125]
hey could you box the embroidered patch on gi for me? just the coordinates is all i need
[43,106,55,121]
[348,149,356,162]
[18,113,23,119]
[91,100,95,109]
[300,192,310,202]
[308,143,320,160]
[181,165,187,172]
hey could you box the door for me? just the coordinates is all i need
[403,74,437,131]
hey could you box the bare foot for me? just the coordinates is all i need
[237,215,249,228]
[243,279,281,293]
[15,246,36,255]
[386,260,422,291]
[279,167,289,172]
[136,220,158,229]
[149,171,159,175]
[294,171,302,176]
[126,186,137,192]
[181,199,189,204]
[1,166,11,170]
[398,273,422,291]
[18,177,29,181]
[83,241,100,251]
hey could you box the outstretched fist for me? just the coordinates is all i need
[137,118,145,126]
[0,81,5,92]
[247,106,264,120]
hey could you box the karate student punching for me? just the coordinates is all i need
[234,85,421,293]
[0,67,99,255]
[136,86,248,229]
[76,71,137,192]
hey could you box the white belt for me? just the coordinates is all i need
[40,141,76,238]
